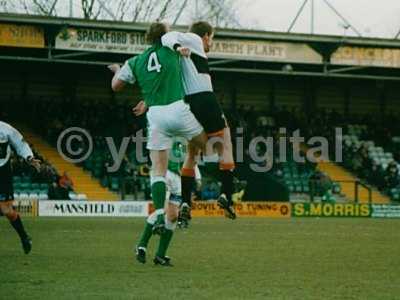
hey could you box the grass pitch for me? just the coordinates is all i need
[1,217,400,300]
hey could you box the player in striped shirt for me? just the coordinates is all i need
[161,22,236,220]
[0,121,41,254]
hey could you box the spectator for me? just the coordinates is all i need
[384,162,400,191]
[367,161,385,190]
[59,171,74,199]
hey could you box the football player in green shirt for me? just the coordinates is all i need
[135,139,201,265]
[109,23,207,266]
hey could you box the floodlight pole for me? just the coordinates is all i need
[310,0,314,34]
[97,0,117,20]
[322,0,362,37]
[173,0,189,25]
[69,0,73,17]
[395,28,400,39]
[287,0,308,33]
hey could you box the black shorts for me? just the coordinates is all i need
[184,92,226,135]
[0,162,14,201]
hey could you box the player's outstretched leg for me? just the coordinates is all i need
[135,212,158,264]
[180,141,199,223]
[206,127,236,219]
[178,203,190,229]
[217,163,236,220]
[215,127,236,219]
[154,203,178,267]
[1,202,32,254]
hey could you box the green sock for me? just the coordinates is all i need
[138,222,153,248]
[156,229,173,258]
[152,181,166,210]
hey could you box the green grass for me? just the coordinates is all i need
[1,217,400,300]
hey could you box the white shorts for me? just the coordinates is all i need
[146,100,203,150]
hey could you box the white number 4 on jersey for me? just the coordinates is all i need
[147,52,162,73]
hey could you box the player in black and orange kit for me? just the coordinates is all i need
[133,22,236,221]
[161,22,236,221]
[0,121,41,254]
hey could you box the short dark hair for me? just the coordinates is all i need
[189,21,214,38]
[146,22,167,44]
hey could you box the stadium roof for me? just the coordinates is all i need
[1,13,400,48]
[0,13,399,81]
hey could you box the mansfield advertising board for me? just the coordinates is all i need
[39,201,148,217]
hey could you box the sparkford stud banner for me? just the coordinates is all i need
[55,28,148,55]
[55,27,322,64]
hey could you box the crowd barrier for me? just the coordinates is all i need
[12,200,400,219]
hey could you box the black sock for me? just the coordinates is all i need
[181,176,195,207]
[10,215,28,240]
[220,170,234,205]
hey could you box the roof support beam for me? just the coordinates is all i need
[210,66,400,81]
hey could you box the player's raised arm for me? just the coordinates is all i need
[8,125,40,172]
[161,31,205,57]
[108,60,136,92]
[8,126,33,160]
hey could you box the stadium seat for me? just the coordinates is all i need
[77,194,88,200]
[110,177,120,191]
[28,193,39,199]
[20,182,30,191]
[18,193,29,200]
[40,183,49,190]
[31,183,40,190]
[38,193,49,200]
[69,192,78,200]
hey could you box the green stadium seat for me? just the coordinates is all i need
[13,182,23,189]
[31,183,40,190]
[110,178,120,191]
[21,176,31,183]
[333,183,341,194]
[20,182,30,191]
[84,158,94,170]
[92,168,103,178]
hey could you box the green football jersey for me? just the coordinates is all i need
[128,44,184,107]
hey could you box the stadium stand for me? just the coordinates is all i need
[1,14,400,203]
[3,94,397,204]
[23,128,119,200]
[10,143,67,200]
